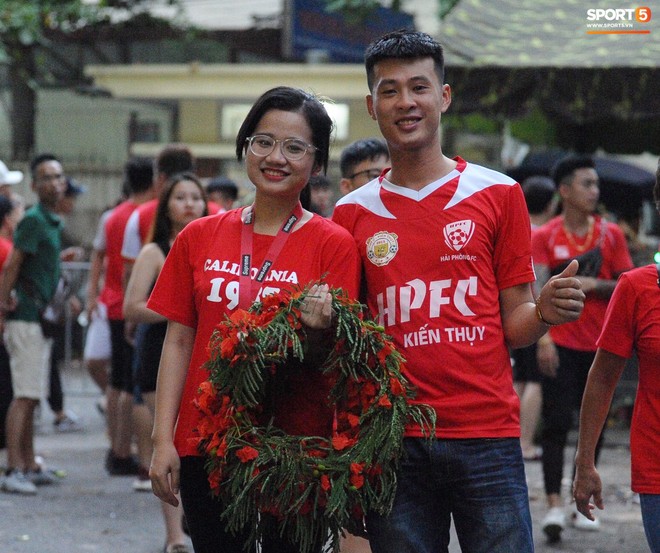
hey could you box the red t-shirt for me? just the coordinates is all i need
[332,157,534,439]
[147,209,361,457]
[532,215,633,351]
[0,236,12,270]
[122,199,223,261]
[99,200,139,320]
[597,265,660,494]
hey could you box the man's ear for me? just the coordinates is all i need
[366,95,376,120]
[339,178,352,196]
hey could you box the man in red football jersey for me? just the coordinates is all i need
[333,29,585,553]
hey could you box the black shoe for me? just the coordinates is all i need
[105,450,140,476]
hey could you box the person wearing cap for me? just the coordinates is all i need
[0,160,24,198]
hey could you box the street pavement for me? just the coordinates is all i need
[0,363,650,553]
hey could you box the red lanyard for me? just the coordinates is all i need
[238,202,303,309]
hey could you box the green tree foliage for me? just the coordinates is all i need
[0,0,183,160]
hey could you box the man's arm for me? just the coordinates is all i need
[85,248,105,317]
[500,259,584,350]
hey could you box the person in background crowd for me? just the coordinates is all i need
[47,177,87,433]
[86,157,154,476]
[121,144,196,285]
[308,173,333,217]
[205,176,238,212]
[512,175,559,461]
[533,154,634,542]
[573,158,660,553]
[0,194,23,463]
[332,30,584,553]
[124,172,207,553]
[147,86,361,553]
[339,137,389,196]
[0,154,67,494]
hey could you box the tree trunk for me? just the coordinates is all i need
[8,43,37,162]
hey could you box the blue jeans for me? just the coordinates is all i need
[640,493,660,553]
[366,437,534,553]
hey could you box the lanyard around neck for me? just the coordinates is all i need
[238,202,303,309]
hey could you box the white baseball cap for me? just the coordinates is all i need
[0,160,23,186]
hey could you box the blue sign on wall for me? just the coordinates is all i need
[284,0,415,63]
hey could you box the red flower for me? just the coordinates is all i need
[349,464,365,489]
[236,446,259,463]
[320,474,331,492]
[389,376,406,396]
[378,395,392,408]
[332,434,357,451]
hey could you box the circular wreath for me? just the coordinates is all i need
[193,283,435,553]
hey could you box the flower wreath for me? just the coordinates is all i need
[193,283,435,553]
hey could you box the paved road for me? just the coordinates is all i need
[0,365,649,553]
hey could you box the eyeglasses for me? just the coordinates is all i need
[348,168,383,181]
[246,135,318,161]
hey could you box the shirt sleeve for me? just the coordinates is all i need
[12,213,41,255]
[121,210,142,261]
[93,210,112,252]
[147,228,197,328]
[596,272,635,358]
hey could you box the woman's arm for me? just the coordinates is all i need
[149,321,195,507]
[573,349,626,520]
[123,243,166,324]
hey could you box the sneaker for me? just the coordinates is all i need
[570,507,601,531]
[1,470,37,495]
[542,506,566,543]
[54,411,85,433]
[132,466,152,492]
[27,467,63,486]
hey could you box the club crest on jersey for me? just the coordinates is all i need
[366,231,399,266]
[443,220,475,252]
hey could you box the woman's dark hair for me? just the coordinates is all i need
[149,172,207,252]
[0,195,14,226]
[235,86,333,174]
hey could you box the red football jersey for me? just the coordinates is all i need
[597,265,660,494]
[99,200,139,320]
[333,157,534,439]
[532,215,633,351]
[148,210,361,457]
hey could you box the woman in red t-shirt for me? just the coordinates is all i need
[147,87,361,553]
[574,164,660,553]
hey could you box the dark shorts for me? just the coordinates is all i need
[511,343,542,383]
[109,319,134,393]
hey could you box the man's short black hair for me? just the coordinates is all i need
[365,29,445,91]
[551,155,596,187]
[340,138,389,177]
[124,157,154,195]
[30,153,60,177]
[156,143,195,179]
[521,176,556,215]
[206,176,238,201]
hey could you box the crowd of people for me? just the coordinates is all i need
[0,29,658,553]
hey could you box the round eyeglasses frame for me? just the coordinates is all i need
[245,135,318,161]
[348,168,383,181]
